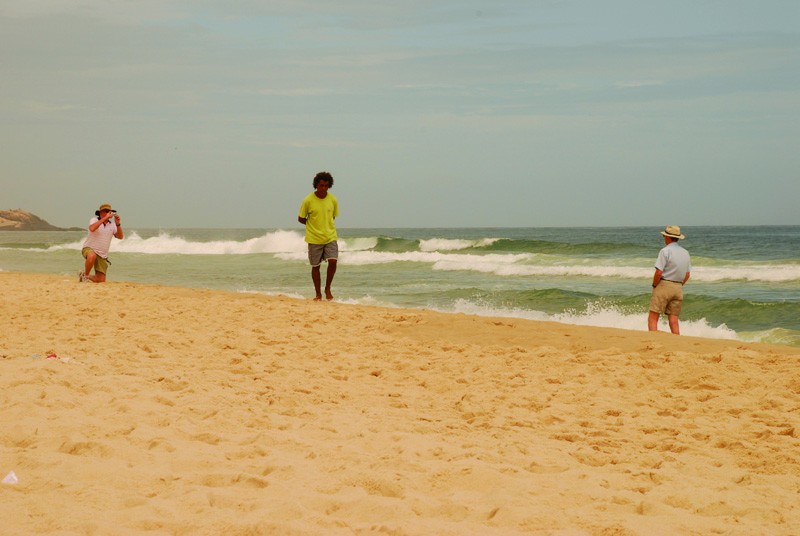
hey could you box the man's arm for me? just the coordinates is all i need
[298,198,308,225]
[113,214,123,239]
[652,268,663,288]
[682,271,690,285]
[89,213,113,232]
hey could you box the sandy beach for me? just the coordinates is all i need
[1,271,798,535]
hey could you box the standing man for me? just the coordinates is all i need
[298,171,339,301]
[648,225,691,334]
[80,203,123,283]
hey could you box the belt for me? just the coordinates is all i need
[661,279,682,283]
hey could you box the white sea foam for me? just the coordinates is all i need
[276,249,533,267]
[693,265,800,282]
[431,259,653,279]
[239,289,306,300]
[48,230,308,255]
[431,258,800,282]
[47,232,379,256]
[443,299,741,341]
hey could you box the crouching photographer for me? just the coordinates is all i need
[80,203,123,283]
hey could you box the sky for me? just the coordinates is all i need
[1,0,798,229]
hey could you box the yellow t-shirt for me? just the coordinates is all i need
[299,192,338,244]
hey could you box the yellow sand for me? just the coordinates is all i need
[1,272,798,535]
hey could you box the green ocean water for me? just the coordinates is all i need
[2,226,798,346]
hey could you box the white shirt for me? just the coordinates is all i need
[655,242,691,282]
[82,217,117,258]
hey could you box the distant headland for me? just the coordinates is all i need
[0,209,82,231]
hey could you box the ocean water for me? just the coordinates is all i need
[2,226,799,347]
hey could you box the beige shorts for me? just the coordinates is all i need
[82,247,109,274]
[649,280,683,316]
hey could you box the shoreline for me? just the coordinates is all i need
[2,225,799,349]
[2,271,799,535]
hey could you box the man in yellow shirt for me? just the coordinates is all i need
[298,171,339,300]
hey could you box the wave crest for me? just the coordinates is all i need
[34,230,800,283]
[419,238,500,252]
[47,230,308,255]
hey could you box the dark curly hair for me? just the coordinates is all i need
[313,171,334,188]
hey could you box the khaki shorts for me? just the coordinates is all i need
[649,280,683,316]
[82,247,109,274]
[308,241,338,266]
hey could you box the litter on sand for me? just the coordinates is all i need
[31,353,78,364]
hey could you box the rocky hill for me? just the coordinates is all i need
[0,209,78,231]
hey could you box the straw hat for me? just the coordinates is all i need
[98,203,113,212]
[660,225,685,240]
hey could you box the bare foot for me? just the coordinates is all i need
[313,296,322,301]
[325,290,334,301]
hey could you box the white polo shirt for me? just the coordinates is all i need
[655,242,691,282]
[82,217,117,258]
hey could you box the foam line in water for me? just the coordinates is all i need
[442,298,741,341]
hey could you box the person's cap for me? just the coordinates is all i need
[98,203,113,212]
[660,225,685,239]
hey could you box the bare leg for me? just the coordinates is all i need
[325,259,337,301]
[83,251,106,282]
[311,265,323,300]
[648,311,660,331]
[668,314,680,335]
[84,250,96,280]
